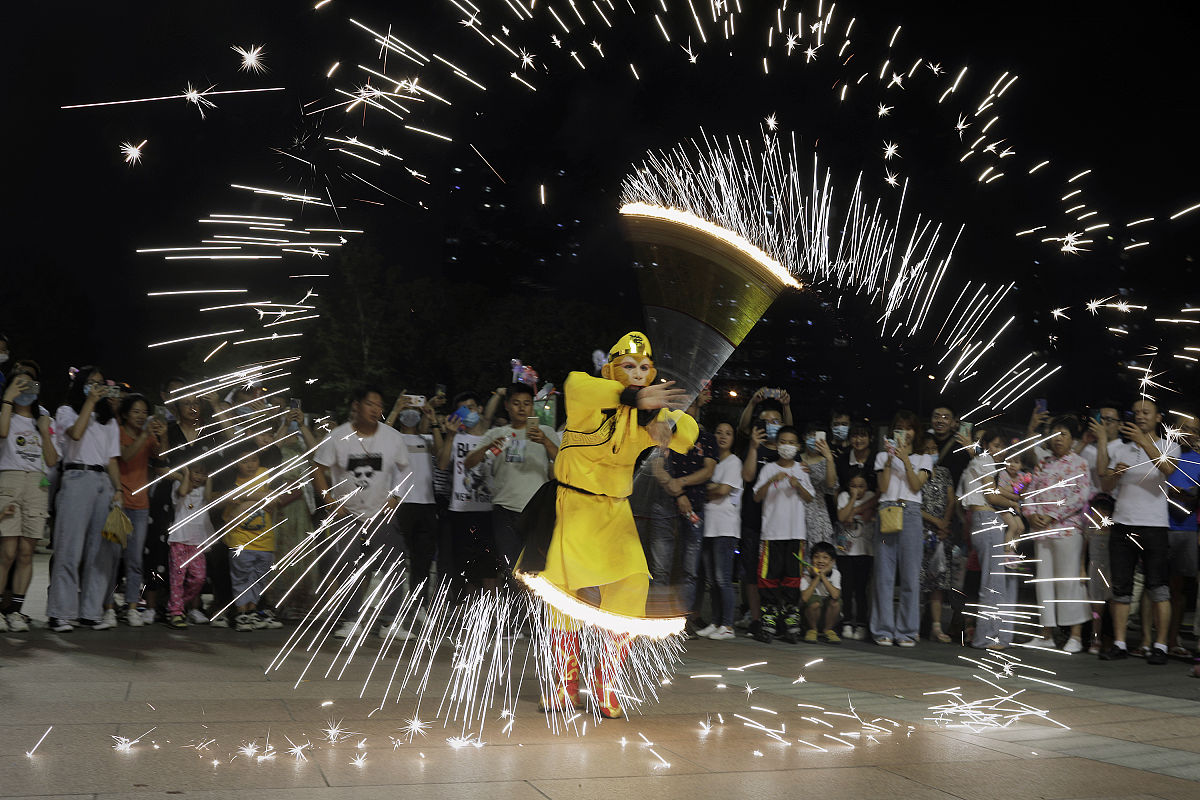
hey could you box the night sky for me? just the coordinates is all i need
[9,1,1198,417]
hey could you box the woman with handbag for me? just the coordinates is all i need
[871,410,932,647]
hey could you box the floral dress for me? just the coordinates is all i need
[802,457,835,547]
[920,463,961,592]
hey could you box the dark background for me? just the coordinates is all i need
[6,1,1197,423]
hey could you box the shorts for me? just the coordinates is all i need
[1109,524,1169,604]
[0,470,49,539]
[1168,529,1199,578]
[804,594,836,608]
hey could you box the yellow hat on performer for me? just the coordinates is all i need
[608,331,652,361]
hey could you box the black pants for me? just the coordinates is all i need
[838,554,873,627]
[1110,524,1170,603]
[393,503,437,607]
[758,539,801,608]
[447,510,496,593]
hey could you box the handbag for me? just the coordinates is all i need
[102,506,133,548]
[880,503,904,534]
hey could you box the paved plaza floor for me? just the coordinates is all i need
[3,556,1199,800]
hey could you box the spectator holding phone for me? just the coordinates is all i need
[799,424,837,548]
[1096,398,1180,664]
[736,386,794,435]
[465,382,560,577]
[0,360,58,632]
[47,366,123,632]
[739,397,786,639]
[116,394,166,626]
[436,391,496,596]
[389,397,441,617]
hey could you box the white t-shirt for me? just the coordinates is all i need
[704,454,743,538]
[477,424,559,512]
[800,566,842,597]
[170,483,214,546]
[1079,443,1102,496]
[54,406,119,467]
[449,432,493,512]
[0,414,56,473]
[836,490,876,556]
[873,450,933,503]
[1108,438,1181,528]
[753,461,813,541]
[314,422,410,519]
[395,433,435,505]
[958,452,1004,509]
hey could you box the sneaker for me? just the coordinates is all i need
[1098,644,1128,661]
[187,608,210,625]
[126,607,145,627]
[1087,637,1101,655]
[210,615,229,628]
[1063,637,1083,654]
[853,626,868,641]
[695,624,718,638]
[804,629,819,643]
[749,619,772,644]
[841,624,854,640]
[0,613,7,632]
[414,605,430,627]
[897,639,917,648]
[333,620,359,639]
[234,613,257,632]
[254,612,283,630]
[167,614,188,629]
[875,636,893,646]
[708,626,736,641]
[378,621,413,640]
[733,611,753,630]
[140,607,157,625]
[1024,636,1057,649]
[823,629,842,644]
[1147,647,1168,666]
[92,612,117,631]
[49,618,74,633]
[5,612,30,632]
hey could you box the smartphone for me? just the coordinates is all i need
[815,431,826,442]
[958,421,973,438]
[526,415,539,431]
[893,429,909,447]
[1034,398,1048,416]
[288,397,302,410]
[106,385,123,398]
[403,394,426,407]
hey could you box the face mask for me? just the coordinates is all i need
[777,444,798,460]
[458,409,481,428]
[0,353,8,365]
[764,422,781,441]
[15,390,37,406]
[83,383,92,397]
[805,436,818,451]
[398,409,421,428]
[832,424,849,441]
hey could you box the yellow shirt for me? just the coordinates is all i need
[554,371,698,496]
[223,468,275,552]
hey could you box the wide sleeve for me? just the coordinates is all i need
[564,371,623,412]
[662,408,699,454]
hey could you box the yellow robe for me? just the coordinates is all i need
[538,371,698,616]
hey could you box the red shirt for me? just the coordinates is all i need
[119,428,159,509]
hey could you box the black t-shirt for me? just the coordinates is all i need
[669,429,718,508]
[740,442,780,532]
[835,448,879,492]
[931,433,971,487]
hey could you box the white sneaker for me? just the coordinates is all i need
[414,606,430,627]
[378,621,414,641]
[50,618,74,633]
[187,609,210,625]
[140,607,157,625]
[333,621,359,639]
[854,627,868,641]
[1063,637,1083,653]
[0,613,7,632]
[210,615,229,628]
[708,626,736,640]
[93,610,118,630]
[897,639,917,648]
[695,624,718,638]
[6,612,29,632]
[253,613,282,629]
[234,613,257,632]
[733,611,753,630]
[126,607,144,627]
[1024,636,1057,649]
[841,624,854,640]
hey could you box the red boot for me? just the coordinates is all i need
[539,630,580,712]
[594,633,632,720]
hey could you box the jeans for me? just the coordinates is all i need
[678,510,705,615]
[871,503,922,642]
[122,507,149,604]
[46,469,113,622]
[702,536,738,626]
[635,515,676,587]
[229,549,274,608]
[971,509,1017,647]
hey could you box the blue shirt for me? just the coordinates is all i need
[1168,450,1200,532]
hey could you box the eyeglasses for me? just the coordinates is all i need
[1099,416,1120,423]
[931,413,952,421]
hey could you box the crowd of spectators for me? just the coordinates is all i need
[1,343,1197,676]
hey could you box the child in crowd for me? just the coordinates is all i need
[800,541,842,643]
[835,468,876,640]
[221,450,281,632]
[752,426,814,643]
[167,464,213,629]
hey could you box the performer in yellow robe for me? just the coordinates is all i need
[516,331,697,718]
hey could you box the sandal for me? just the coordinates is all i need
[1168,646,1192,658]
